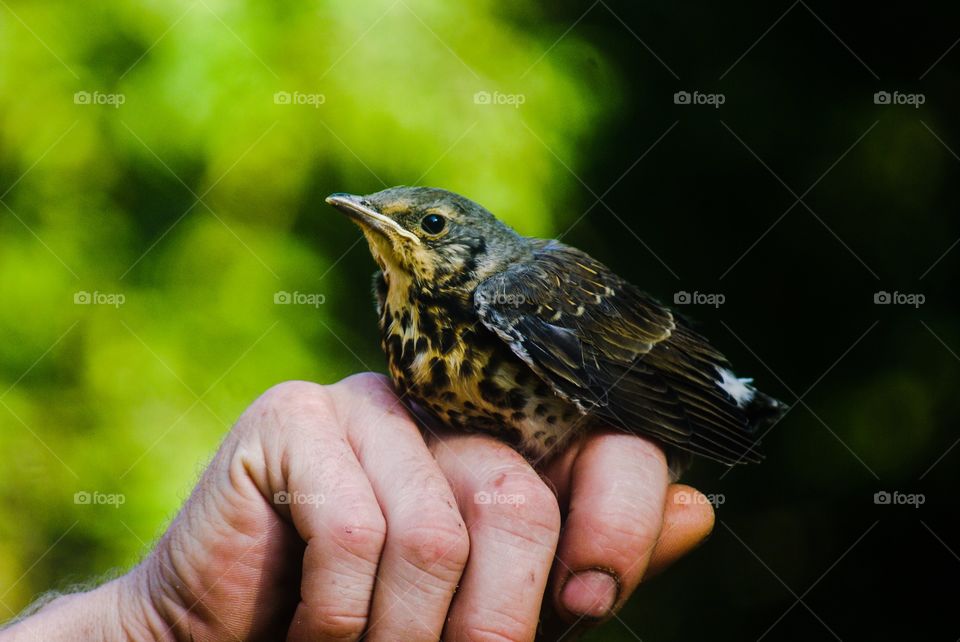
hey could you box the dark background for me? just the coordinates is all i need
[1,1,956,640]
[551,2,959,640]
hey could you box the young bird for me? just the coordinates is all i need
[327,187,785,469]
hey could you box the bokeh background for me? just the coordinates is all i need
[1,1,957,639]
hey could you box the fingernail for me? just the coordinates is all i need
[560,568,620,618]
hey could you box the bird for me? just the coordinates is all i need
[326,186,786,472]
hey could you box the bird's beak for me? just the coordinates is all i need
[326,193,421,245]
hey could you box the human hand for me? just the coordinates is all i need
[1,373,714,641]
[419,406,715,639]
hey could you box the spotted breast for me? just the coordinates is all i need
[374,271,582,460]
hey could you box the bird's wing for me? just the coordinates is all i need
[473,240,762,464]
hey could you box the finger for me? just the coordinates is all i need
[252,382,386,642]
[427,431,561,642]
[645,484,715,578]
[334,374,469,642]
[545,430,670,622]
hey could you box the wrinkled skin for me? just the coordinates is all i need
[2,374,714,642]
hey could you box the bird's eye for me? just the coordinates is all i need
[420,214,446,235]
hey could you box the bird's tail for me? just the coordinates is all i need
[745,389,788,433]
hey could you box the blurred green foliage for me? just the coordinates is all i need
[0,0,614,616]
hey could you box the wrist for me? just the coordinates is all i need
[0,566,166,642]
[115,563,180,641]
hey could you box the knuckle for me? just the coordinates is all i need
[633,436,669,471]
[250,380,332,427]
[260,380,328,408]
[338,371,394,399]
[327,508,388,564]
[461,609,534,642]
[474,470,561,546]
[309,605,368,640]
[394,520,470,574]
[335,372,410,419]
[575,505,659,562]
[231,380,337,455]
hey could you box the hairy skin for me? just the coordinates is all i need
[2,374,714,642]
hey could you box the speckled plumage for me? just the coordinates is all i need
[327,187,786,467]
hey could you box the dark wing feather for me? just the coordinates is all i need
[474,240,767,465]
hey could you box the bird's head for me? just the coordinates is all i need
[327,186,525,287]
